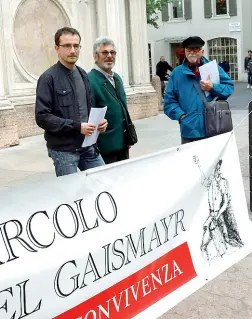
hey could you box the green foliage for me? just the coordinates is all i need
[146,0,174,28]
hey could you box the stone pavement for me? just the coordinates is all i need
[0,82,252,318]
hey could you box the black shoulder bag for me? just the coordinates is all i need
[114,89,138,145]
[121,103,138,145]
[193,81,233,137]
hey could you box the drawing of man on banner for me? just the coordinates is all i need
[193,156,244,261]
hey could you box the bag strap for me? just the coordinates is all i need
[113,81,133,126]
[193,80,219,109]
[121,103,132,126]
[193,80,208,107]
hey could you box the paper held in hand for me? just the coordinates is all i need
[199,59,220,96]
[82,106,107,148]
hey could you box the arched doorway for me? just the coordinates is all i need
[208,38,238,80]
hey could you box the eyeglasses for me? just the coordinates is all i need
[96,51,117,57]
[185,48,202,53]
[58,44,82,50]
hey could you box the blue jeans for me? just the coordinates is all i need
[48,146,104,177]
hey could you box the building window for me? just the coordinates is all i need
[205,0,237,18]
[169,0,184,19]
[215,0,228,15]
[162,0,192,22]
[208,37,238,80]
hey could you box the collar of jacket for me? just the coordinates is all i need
[95,65,114,80]
[91,69,123,103]
[92,68,119,79]
[91,68,121,86]
[56,61,88,80]
[182,56,209,76]
[56,61,77,74]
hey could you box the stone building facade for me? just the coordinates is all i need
[148,0,252,83]
[0,0,159,148]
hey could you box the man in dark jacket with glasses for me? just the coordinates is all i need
[35,27,107,176]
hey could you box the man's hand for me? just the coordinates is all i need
[98,119,108,132]
[200,75,213,91]
[81,123,96,136]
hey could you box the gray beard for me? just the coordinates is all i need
[104,62,115,70]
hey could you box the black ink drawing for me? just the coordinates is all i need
[193,156,244,262]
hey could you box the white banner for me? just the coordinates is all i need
[0,132,251,319]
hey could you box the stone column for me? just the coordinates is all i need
[0,0,18,148]
[76,0,97,71]
[0,0,11,105]
[127,0,154,92]
[104,0,130,87]
[96,0,108,35]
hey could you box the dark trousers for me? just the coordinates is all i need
[161,81,165,97]
[181,137,205,144]
[101,148,129,164]
[248,73,252,85]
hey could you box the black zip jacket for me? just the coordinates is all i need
[244,56,252,71]
[156,61,173,81]
[35,61,92,151]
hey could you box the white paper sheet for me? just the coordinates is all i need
[82,106,107,147]
[199,60,220,96]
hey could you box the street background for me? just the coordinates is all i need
[0,83,252,318]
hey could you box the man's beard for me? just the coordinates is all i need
[187,55,198,63]
[103,61,115,70]
[187,55,202,67]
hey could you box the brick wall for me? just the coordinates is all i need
[0,89,159,149]
[0,107,19,148]
[15,104,43,138]
[151,75,163,111]
[127,91,159,120]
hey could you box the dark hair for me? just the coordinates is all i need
[248,50,252,53]
[54,27,81,46]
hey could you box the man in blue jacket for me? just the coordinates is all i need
[164,36,234,144]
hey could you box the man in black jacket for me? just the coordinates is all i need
[219,58,230,74]
[244,50,252,89]
[35,27,107,177]
[156,56,173,97]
